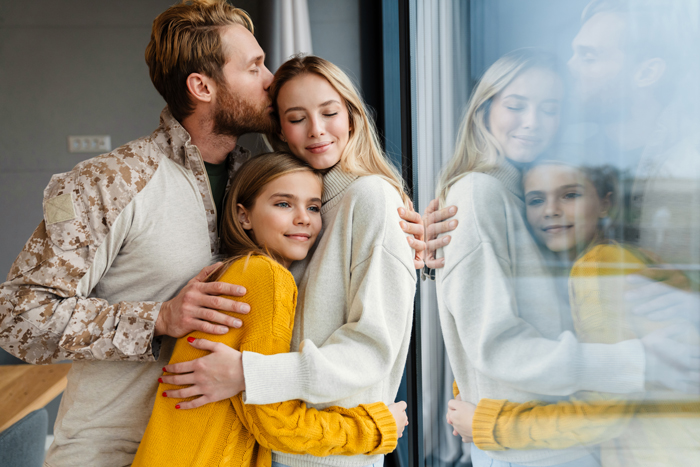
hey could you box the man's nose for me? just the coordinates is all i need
[262,65,274,91]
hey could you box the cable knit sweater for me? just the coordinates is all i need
[132,255,398,467]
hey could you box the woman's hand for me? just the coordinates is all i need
[388,401,409,438]
[398,201,427,269]
[160,338,246,409]
[446,395,476,443]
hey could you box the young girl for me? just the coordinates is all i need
[434,49,650,467]
[448,159,700,466]
[133,152,407,466]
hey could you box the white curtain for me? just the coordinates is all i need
[414,1,470,465]
[261,0,313,72]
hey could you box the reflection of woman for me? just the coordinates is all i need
[434,49,647,467]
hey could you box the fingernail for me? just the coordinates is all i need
[162,367,167,372]
[449,207,457,214]
[234,320,242,328]
[400,221,407,230]
[241,304,251,313]
[162,392,167,397]
[237,286,246,295]
[175,404,180,409]
[443,236,450,245]
[158,378,163,383]
[398,208,405,215]
[449,220,457,228]
[187,336,195,343]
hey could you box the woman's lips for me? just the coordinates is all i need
[306,142,332,154]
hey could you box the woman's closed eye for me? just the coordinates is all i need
[323,112,338,117]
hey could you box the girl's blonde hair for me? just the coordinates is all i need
[268,55,410,206]
[208,151,322,281]
[436,48,559,205]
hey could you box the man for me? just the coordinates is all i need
[0,1,424,465]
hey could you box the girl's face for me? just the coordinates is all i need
[524,164,610,258]
[488,67,563,163]
[276,73,351,170]
[238,171,323,268]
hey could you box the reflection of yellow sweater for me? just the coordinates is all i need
[468,244,700,464]
[132,256,397,467]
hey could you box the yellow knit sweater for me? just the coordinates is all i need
[132,255,397,467]
[465,244,700,462]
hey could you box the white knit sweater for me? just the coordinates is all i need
[242,164,417,467]
[436,161,646,466]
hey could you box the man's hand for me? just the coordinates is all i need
[155,263,249,338]
[399,201,426,269]
[160,337,245,409]
[446,395,476,443]
[388,401,409,438]
[424,198,458,269]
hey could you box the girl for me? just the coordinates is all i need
[133,152,408,467]
[434,49,649,467]
[448,159,700,466]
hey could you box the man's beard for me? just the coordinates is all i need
[212,80,274,137]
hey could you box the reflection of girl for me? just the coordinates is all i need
[133,153,407,466]
[450,160,700,466]
[435,49,647,467]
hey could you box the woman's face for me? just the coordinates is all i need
[238,171,323,268]
[277,73,351,170]
[524,164,609,258]
[488,67,563,163]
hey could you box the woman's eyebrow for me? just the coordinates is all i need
[319,99,341,107]
[284,106,306,114]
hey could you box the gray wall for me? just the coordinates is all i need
[0,0,361,434]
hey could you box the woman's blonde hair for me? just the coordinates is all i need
[208,151,322,281]
[268,55,410,206]
[436,48,559,205]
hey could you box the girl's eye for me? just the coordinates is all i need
[563,192,582,200]
[275,202,291,208]
[527,198,544,207]
[308,205,320,213]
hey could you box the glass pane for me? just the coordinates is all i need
[414,1,700,466]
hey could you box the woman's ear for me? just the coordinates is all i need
[186,72,214,105]
[237,204,252,230]
[600,192,613,218]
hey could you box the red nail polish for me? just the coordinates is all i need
[162,392,167,397]
[158,378,163,383]
[187,336,195,343]
[175,404,181,409]
[162,367,166,372]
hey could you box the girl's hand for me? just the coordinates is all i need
[388,401,409,438]
[398,201,426,269]
[445,397,476,443]
[160,338,245,409]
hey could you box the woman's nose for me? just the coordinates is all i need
[308,116,324,138]
[521,107,539,130]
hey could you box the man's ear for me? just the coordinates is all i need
[186,73,214,104]
[237,203,252,230]
[634,58,666,88]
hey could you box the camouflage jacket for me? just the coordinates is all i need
[0,108,250,364]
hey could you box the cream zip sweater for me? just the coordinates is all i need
[242,164,417,467]
[436,161,646,466]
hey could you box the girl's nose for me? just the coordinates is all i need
[544,199,561,218]
[295,207,311,225]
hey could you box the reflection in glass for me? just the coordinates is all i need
[416,1,700,466]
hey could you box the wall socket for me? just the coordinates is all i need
[68,135,111,153]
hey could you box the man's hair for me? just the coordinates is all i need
[145,0,253,122]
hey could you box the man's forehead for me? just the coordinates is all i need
[221,24,264,65]
[575,11,626,50]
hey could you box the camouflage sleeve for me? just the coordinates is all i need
[0,149,161,364]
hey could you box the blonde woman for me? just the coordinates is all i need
[434,49,649,467]
[158,56,417,467]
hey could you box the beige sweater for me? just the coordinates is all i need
[242,164,417,467]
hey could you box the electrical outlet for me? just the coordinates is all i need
[68,135,111,153]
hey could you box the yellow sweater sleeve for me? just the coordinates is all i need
[473,244,647,451]
[134,256,396,467]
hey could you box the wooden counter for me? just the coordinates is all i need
[0,363,71,433]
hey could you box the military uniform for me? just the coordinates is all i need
[0,108,249,466]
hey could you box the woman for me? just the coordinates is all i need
[160,56,417,467]
[434,49,648,467]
